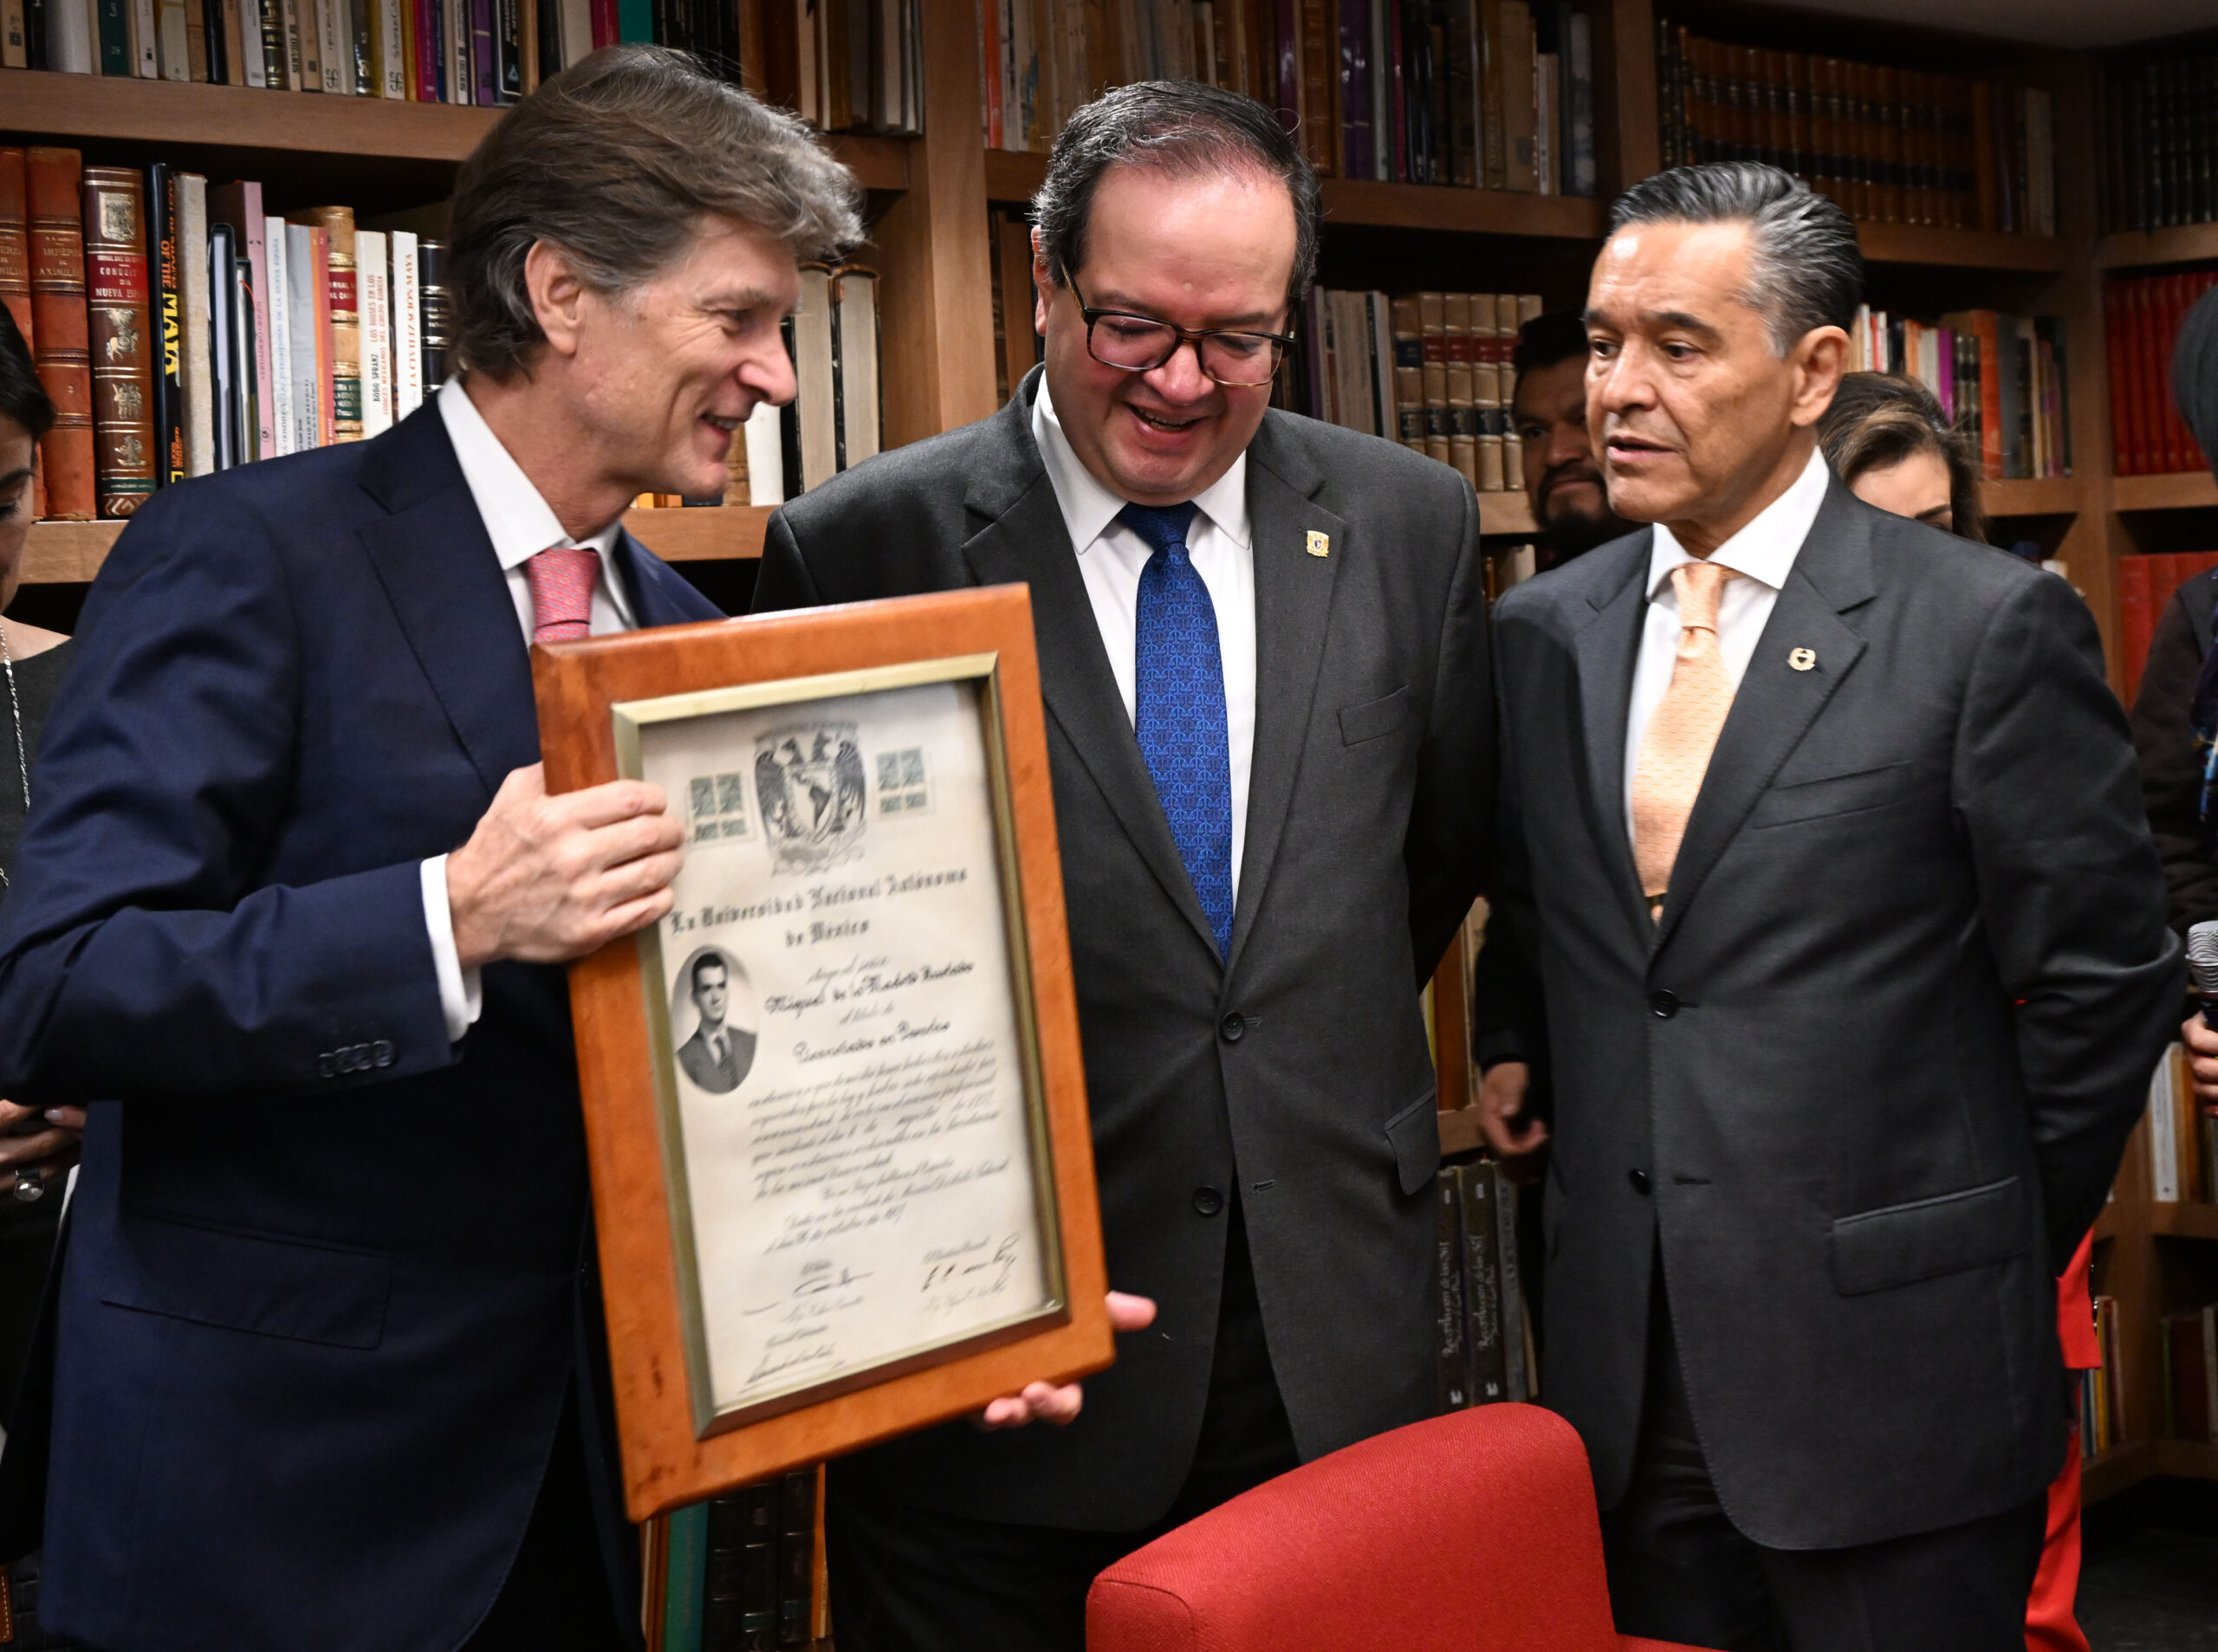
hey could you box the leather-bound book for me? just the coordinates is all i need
[290,206,360,440]
[81,165,158,519]
[414,236,451,393]
[26,147,94,522]
[773,1468,814,1646]
[0,149,30,347]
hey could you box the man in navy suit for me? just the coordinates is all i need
[0,49,873,1652]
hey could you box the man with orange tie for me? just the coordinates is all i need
[1481,161,2178,1652]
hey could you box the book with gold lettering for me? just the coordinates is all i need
[26,147,94,521]
[81,164,157,518]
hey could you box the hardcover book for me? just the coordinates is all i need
[81,165,158,518]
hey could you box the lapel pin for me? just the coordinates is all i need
[1788,647,1817,672]
[1305,529,1330,559]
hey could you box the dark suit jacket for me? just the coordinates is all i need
[0,405,721,1650]
[753,369,1493,1530]
[1488,479,2180,1551]
[677,1023,752,1092]
[2129,566,2218,934]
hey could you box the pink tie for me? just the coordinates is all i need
[526,547,600,644]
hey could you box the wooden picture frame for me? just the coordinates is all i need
[535,585,1112,1520]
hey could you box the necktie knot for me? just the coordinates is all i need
[1119,502,1201,563]
[1670,559,1736,635]
[527,546,600,645]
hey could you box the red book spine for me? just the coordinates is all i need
[309,224,334,448]
[81,166,157,521]
[2121,554,2156,705]
[2186,274,2218,473]
[413,0,439,100]
[26,147,93,523]
[2108,280,2137,477]
[0,148,29,352]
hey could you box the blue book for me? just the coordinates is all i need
[661,1502,709,1652]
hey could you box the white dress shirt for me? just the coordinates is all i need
[1031,378,1259,893]
[421,378,638,1041]
[1623,445,1831,845]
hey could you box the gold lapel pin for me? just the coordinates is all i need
[1788,647,1817,672]
[1305,529,1331,559]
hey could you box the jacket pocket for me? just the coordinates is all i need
[1385,1091,1442,1195]
[103,1215,392,1350]
[1339,685,1411,747]
[1829,1176,2029,1297]
[1748,761,1916,830]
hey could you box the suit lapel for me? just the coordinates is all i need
[356,407,541,799]
[1652,483,1876,956]
[959,385,1221,956]
[1572,536,1655,942]
[612,530,717,629]
[1227,419,1343,975]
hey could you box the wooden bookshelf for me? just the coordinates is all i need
[2097,221,2218,272]
[1984,477,2085,517]
[2113,471,2218,513]
[1856,224,2077,274]
[2149,1201,2218,1241]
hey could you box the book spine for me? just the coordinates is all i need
[263,214,293,455]
[1335,0,1369,181]
[27,150,94,519]
[660,1503,708,1652]
[283,224,320,450]
[308,224,334,444]
[148,162,185,488]
[416,237,450,393]
[2,0,28,64]
[357,230,392,437]
[1432,1169,1469,1410]
[299,207,360,440]
[0,150,29,350]
[470,0,491,102]
[178,174,212,476]
[205,221,236,465]
[775,1468,816,1647]
[82,166,158,518]
[1456,1161,1508,1403]
[1492,1158,1528,1400]
[391,228,422,416]
[153,0,185,70]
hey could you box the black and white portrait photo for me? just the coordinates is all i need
[670,947,756,1095]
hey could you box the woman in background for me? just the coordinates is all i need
[1817,369,2092,1652]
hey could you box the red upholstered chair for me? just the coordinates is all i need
[1086,1403,1715,1652]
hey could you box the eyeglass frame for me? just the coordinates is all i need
[1058,265,1297,387]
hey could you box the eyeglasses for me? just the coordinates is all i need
[1062,267,1294,387]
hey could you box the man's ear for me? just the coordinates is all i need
[1788,325,1851,429]
[526,239,591,361]
[1031,228,1054,338]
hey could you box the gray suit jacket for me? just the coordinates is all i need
[753,369,1493,1529]
[677,1024,750,1092]
[1488,478,2181,1550]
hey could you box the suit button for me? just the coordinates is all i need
[1628,1169,1652,1195]
[1193,1187,1225,1216]
[1648,990,1680,1019]
[1219,1013,1246,1044]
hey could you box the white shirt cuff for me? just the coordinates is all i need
[421,854,484,1045]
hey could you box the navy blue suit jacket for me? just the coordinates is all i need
[0,405,721,1650]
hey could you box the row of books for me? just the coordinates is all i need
[630,258,885,509]
[3,0,758,102]
[2106,271,2218,479]
[2163,1302,2218,1448]
[2143,1040,2218,1206]
[2102,54,2218,235]
[2081,1294,2124,1459]
[3,147,455,521]
[787,0,922,133]
[1294,288,1543,494]
[648,1469,821,1650]
[1654,22,2058,236]
[1845,306,2072,485]
[1432,1157,1533,1413]
[983,0,1596,197]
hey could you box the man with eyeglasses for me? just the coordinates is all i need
[754,78,1493,1652]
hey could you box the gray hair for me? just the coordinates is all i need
[1607,162,1862,356]
[1032,81,1320,317]
[449,45,864,380]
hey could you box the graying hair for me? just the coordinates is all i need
[1607,162,1862,356]
[449,45,864,380]
[1032,81,1321,317]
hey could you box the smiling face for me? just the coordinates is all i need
[1034,163,1295,507]
[1584,219,1847,555]
[555,213,801,502]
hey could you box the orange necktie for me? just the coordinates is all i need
[1631,560,1739,916]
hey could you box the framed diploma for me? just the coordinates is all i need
[535,586,1112,1519]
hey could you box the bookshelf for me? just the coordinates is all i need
[13,0,2218,1524]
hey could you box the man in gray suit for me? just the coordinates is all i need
[675,952,751,1092]
[753,80,1490,1652]
[1482,162,2178,1651]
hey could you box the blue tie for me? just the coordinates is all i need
[1122,501,1235,959]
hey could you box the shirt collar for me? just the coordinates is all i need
[1645,444,1831,600]
[438,379,632,612]
[1031,375,1252,555]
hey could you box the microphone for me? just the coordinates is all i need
[2189,920,2218,1030]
